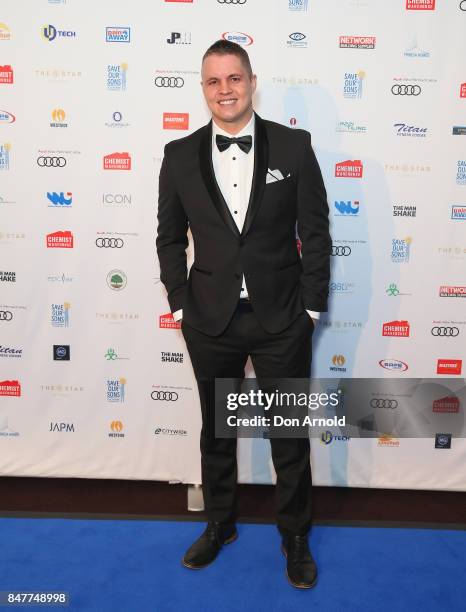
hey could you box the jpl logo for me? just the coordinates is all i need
[0,144,11,170]
[167,32,191,45]
[51,303,70,327]
[334,200,360,215]
[391,237,411,263]
[343,72,365,99]
[47,192,72,207]
[106,378,126,402]
[107,64,128,91]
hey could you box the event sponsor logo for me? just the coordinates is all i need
[433,397,460,413]
[330,281,355,294]
[331,246,351,256]
[343,71,365,98]
[435,433,451,449]
[391,237,411,263]
[41,25,76,42]
[406,0,435,9]
[0,144,11,170]
[334,200,360,215]
[0,380,21,396]
[51,302,70,327]
[0,194,15,205]
[457,161,466,185]
[370,399,398,409]
[34,68,82,80]
[105,111,130,128]
[221,32,253,46]
[155,76,184,88]
[167,31,192,44]
[154,427,188,436]
[384,162,431,175]
[163,112,189,130]
[46,231,74,248]
[107,63,128,91]
[0,345,22,358]
[385,282,411,297]
[37,156,66,168]
[47,192,72,207]
[330,355,346,372]
[40,384,84,396]
[439,286,466,298]
[379,359,409,372]
[437,246,466,259]
[151,390,179,401]
[218,0,247,3]
[161,351,184,363]
[97,311,139,322]
[0,271,15,282]
[102,193,131,206]
[404,37,430,58]
[159,313,181,329]
[0,111,15,124]
[105,348,129,361]
[393,123,427,137]
[272,76,318,86]
[106,378,126,403]
[339,36,375,49]
[321,319,364,331]
[0,417,19,438]
[453,126,466,135]
[0,65,13,84]
[287,33,308,48]
[336,121,367,133]
[431,326,459,337]
[96,237,124,248]
[335,160,363,178]
[437,359,462,375]
[377,434,400,447]
[393,205,416,217]
[382,320,410,337]
[50,108,67,128]
[320,431,350,445]
[53,344,70,360]
[0,23,11,40]
[49,422,75,432]
[47,272,73,284]
[109,421,125,438]
[106,27,130,42]
[289,0,309,11]
[0,232,25,243]
[103,152,131,170]
[391,84,421,96]
[0,311,13,321]
[107,270,127,291]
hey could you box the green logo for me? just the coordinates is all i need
[386,283,400,297]
[105,348,118,360]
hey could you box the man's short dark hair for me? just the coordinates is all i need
[202,39,253,76]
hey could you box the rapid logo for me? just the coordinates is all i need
[53,345,70,361]
[451,205,466,220]
[107,63,128,91]
[0,111,15,124]
[47,192,72,207]
[0,143,11,170]
[382,320,410,337]
[51,303,70,327]
[343,71,365,99]
[221,32,253,46]
[391,237,411,263]
[106,378,126,402]
[106,27,130,42]
[41,25,76,41]
[0,380,21,396]
[334,200,359,215]
[379,359,409,372]
[335,160,363,178]
[103,152,131,170]
[0,66,13,84]
[46,231,74,248]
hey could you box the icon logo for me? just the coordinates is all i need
[163,112,189,130]
[391,84,421,96]
[47,192,72,207]
[51,303,70,327]
[154,76,184,88]
[437,359,462,375]
[435,433,451,449]
[343,71,365,99]
[96,237,124,248]
[106,27,130,42]
[103,152,131,170]
[0,66,13,84]
[53,344,70,360]
[107,269,127,290]
[0,380,21,396]
[335,160,363,178]
[0,111,15,124]
[334,200,359,215]
[221,31,253,46]
[382,321,410,337]
[46,231,74,248]
[379,359,409,372]
[37,156,66,167]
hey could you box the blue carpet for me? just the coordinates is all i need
[0,518,465,611]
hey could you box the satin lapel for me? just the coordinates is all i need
[242,113,268,237]
[199,120,240,238]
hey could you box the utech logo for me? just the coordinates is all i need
[221,31,253,46]
[0,66,13,84]
[163,113,189,130]
[0,380,21,396]
[106,27,131,43]
[159,313,181,329]
[41,24,76,41]
[335,160,363,178]
[47,192,72,207]
[320,431,350,445]
[0,111,15,124]
[103,152,131,170]
[334,200,360,215]
[46,231,74,248]
[382,320,410,337]
[379,359,409,372]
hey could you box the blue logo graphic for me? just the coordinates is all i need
[334,200,359,215]
[47,191,72,207]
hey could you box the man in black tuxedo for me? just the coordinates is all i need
[157,40,331,589]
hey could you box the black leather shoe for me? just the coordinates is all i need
[182,522,238,569]
[281,535,318,589]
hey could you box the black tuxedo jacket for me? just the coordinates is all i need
[157,113,331,336]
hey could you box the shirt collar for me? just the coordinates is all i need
[212,113,255,143]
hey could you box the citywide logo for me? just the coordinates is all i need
[159,313,181,329]
[320,431,350,445]
[109,421,125,438]
[47,192,72,207]
[167,32,192,45]
[154,427,188,436]
[406,0,435,9]
[107,270,127,291]
[393,123,427,137]
[106,378,126,402]
[103,152,131,170]
[339,36,375,49]
[41,25,76,41]
[334,200,359,215]
[379,359,409,372]
[106,27,130,43]
[0,111,15,124]
[50,108,67,128]
[221,32,253,46]
[107,63,128,91]
[0,380,21,397]
[0,65,13,84]
[439,286,466,298]
[382,320,410,337]
[391,237,412,264]
[51,302,70,327]
[46,231,74,248]
[163,113,189,130]
[437,359,462,375]
[335,160,363,178]
[0,143,11,170]
[343,71,365,99]
[330,355,346,372]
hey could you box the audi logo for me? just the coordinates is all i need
[391,85,421,96]
[151,391,178,401]
[0,311,13,321]
[95,238,124,248]
[331,246,351,256]
[218,0,247,3]
[431,327,460,337]
[37,156,67,167]
[154,77,184,88]
[370,399,398,409]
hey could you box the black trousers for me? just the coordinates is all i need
[181,303,314,536]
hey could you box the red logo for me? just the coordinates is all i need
[46,231,74,248]
[437,359,462,375]
[339,36,376,49]
[439,286,466,298]
[406,0,435,9]
[103,152,131,170]
[296,238,302,255]
[163,112,189,130]
[290,117,297,127]
[433,396,460,413]
[382,320,410,337]
[460,83,466,98]
[0,380,21,396]
[335,160,363,178]
[0,65,14,84]
[159,312,181,329]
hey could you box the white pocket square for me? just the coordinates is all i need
[266,168,290,184]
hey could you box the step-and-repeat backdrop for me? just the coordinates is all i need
[1,0,465,491]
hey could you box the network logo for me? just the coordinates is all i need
[47,192,72,207]
[106,27,130,43]
[334,200,359,215]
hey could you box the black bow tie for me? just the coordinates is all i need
[216,134,253,154]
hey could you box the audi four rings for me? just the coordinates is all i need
[370,399,398,409]
[431,327,459,337]
[218,0,247,3]
[0,311,13,321]
[331,246,351,256]
[151,391,179,401]
[154,77,184,88]
[391,85,421,96]
[37,156,67,167]
[95,238,124,248]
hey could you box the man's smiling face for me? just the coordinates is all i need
[201,52,256,135]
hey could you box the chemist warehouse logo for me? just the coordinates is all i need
[406,0,435,10]
[0,380,21,396]
[335,160,363,178]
